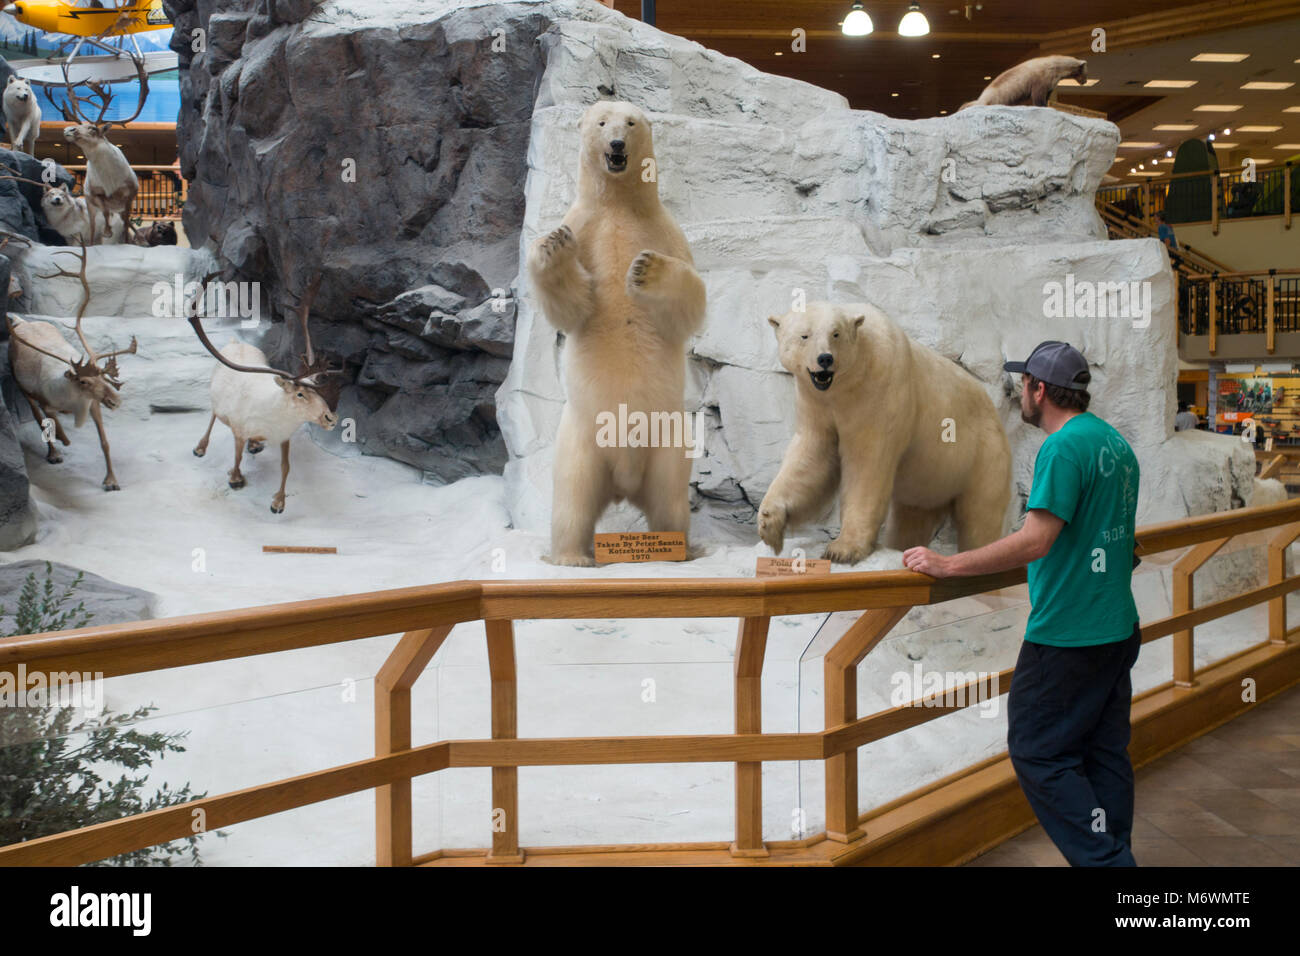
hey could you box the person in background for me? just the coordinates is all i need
[1156,211,1179,252]
[1175,401,1199,431]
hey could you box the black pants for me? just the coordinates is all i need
[1007,621,1142,866]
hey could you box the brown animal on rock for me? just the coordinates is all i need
[958,56,1087,110]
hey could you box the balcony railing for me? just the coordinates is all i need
[61,164,186,221]
[1179,270,1300,351]
[1098,161,1295,235]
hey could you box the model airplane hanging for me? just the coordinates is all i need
[2,0,176,87]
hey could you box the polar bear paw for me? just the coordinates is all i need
[823,538,870,565]
[544,551,597,568]
[626,249,670,299]
[531,225,577,271]
[757,501,787,553]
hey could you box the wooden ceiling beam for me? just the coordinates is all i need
[1038,0,1300,55]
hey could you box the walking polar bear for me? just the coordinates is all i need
[759,302,1011,565]
[527,100,707,566]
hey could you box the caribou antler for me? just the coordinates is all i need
[59,42,150,129]
[297,273,322,369]
[36,242,96,365]
[186,271,331,387]
[291,273,345,384]
[24,243,136,384]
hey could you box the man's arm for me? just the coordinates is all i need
[902,509,1065,578]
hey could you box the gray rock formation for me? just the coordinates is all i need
[494,4,1254,542]
[0,561,154,634]
[0,249,39,551]
[163,0,543,480]
[0,385,38,551]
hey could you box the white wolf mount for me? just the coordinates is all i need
[188,274,340,514]
[3,76,41,155]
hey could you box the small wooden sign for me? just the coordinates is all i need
[755,556,833,577]
[594,532,686,564]
[262,546,338,554]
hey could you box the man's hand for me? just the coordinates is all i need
[902,546,952,578]
[900,510,1065,579]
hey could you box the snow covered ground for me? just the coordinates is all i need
[3,398,1287,865]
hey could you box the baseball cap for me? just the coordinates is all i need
[1004,340,1090,391]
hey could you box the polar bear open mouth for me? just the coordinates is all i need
[808,369,835,390]
[605,152,628,173]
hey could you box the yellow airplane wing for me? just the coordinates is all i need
[1,0,170,38]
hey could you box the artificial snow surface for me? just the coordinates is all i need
[3,400,1286,864]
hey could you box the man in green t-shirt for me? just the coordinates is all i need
[903,340,1141,866]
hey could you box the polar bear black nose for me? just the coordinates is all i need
[609,140,625,152]
[817,353,834,369]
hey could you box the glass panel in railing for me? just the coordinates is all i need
[793,588,1030,836]
[422,614,825,851]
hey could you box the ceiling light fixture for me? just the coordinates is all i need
[1191,53,1249,62]
[899,2,930,36]
[842,2,873,36]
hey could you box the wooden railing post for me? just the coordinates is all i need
[1285,163,1292,230]
[1268,523,1300,644]
[1211,175,1220,235]
[1267,269,1277,353]
[1172,539,1228,687]
[375,626,453,866]
[485,619,523,863]
[1208,274,1218,355]
[824,606,911,843]
[732,616,770,857]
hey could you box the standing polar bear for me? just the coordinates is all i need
[527,101,707,566]
[759,302,1011,565]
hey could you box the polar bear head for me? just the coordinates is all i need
[579,100,653,180]
[768,302,868,393]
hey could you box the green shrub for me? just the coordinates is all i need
[0,562,213,865]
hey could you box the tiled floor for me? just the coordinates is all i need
[967,685,1300,866]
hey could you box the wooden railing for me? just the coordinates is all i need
[2,497,1300,866]
[62,164,185,221]
[1098,161,1295,235]
[1181,269,1300,353]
